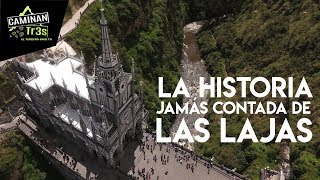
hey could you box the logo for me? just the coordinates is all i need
[7,6,52,41]
[0,0,68,60]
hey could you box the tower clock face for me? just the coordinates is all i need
[97,84,105,93]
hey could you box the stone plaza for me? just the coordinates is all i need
[16,113,245,180]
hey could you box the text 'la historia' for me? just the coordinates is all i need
[156,77,313,143]
[158,77,312,98]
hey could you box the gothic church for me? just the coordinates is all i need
[15,7,148,166]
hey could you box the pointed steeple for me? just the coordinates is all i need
[131,58,135,85]
[75,84,80,96]
[99,0,118,68]
[50,72,56,84]
[32,65,39,77]
[53,52,58,65]
[80,51,84,62]
[101,122,108,140]
[139,80,144,103]
[78,110,87,134]
[62,78,67,89]
[16,72,26,83]
[89,117,97,140]
[93,58,98,82]
[61,89,66,100]
[35,82,41,92]
[70,61,74,72]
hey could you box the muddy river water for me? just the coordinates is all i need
[170,22,210,150]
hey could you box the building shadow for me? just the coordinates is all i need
[119,132,143,174]
[37,127,132,180]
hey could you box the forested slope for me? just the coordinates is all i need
[0,131,64,180]
[195,0,320,179]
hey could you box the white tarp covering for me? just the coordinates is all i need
[54,103,103,139]
[25,57,93,100]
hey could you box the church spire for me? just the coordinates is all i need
[78,110,87,134]
[99,0,117,68]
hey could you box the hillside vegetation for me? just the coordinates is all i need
[0,64,19,109]
[195,0,320,179]
[0,131,63,180]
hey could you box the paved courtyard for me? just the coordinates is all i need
[120,133,239,180]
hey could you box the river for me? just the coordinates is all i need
[171,22,210,150]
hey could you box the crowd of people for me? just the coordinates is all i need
[133,134,219,180]
[17,117,98,179]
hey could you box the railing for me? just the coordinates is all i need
[146,130,249,180]
[170,142,249,180]
[17,122,84,180]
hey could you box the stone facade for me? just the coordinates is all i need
[15,8,148,167]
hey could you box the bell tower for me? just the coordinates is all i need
[88,1,124,112]
[96,3,122,81]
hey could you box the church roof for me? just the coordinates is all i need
[53,104,102,139]
[25,57,94,100]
